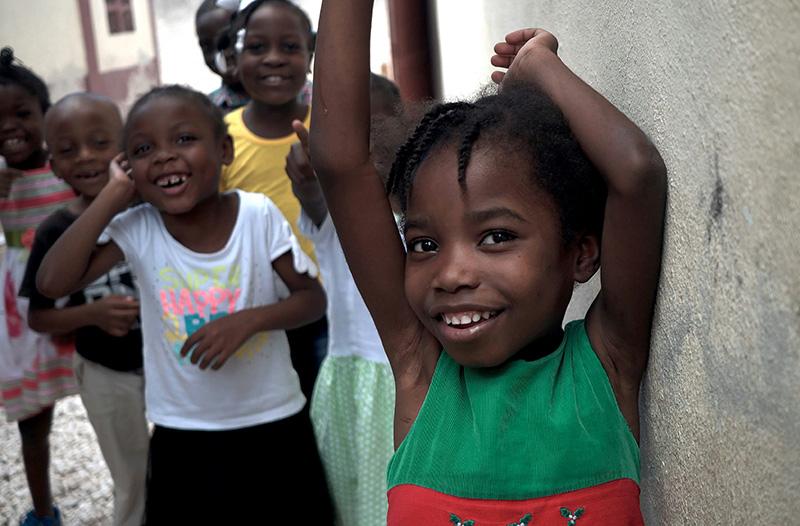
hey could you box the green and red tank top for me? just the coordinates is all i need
[386,320,643,525]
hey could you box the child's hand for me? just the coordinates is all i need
[286,120,328,225]
[106,153,137,208]
[179,312,252,371]
[90,295,140,337]
[286,120,323,201]
[0,166,24,199]
[490,28,559,85]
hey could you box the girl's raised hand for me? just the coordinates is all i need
[286,120,328,226]
[490,28,558,84]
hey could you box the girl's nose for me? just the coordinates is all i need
[152,146,177,164]
[261,46,287,66]
[433,246,480,293]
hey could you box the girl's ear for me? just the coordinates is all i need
[221,133,234,166]
[572,232,600,283]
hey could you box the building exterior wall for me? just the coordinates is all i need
[0,0,159,110]
[0,0,88,98]
[434,0,800,522]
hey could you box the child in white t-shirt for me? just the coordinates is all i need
[36,85,333,524]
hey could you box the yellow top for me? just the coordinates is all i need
[220,107,316,264]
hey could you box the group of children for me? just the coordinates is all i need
[0,0,667,524]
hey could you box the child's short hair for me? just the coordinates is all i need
[387,84,607,246]
[123,85,228,146]
[0,47,51,114]
[236,0,316,55]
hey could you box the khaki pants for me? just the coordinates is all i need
[73,352,149,526]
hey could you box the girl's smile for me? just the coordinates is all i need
[125,96,232,216]
[404,143,581,367]
[0,84,45,169]
[238,4,312,107]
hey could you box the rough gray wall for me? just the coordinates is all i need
[435,0,800,522]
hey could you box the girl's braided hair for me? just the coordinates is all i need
[0,47,51,113]
[386,83,607,246]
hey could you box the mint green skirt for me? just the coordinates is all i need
[310,355,396,526]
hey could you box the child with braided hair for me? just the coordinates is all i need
[0,47,77,526]
[310,0,667,524]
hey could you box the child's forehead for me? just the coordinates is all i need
[247,3,309,35]
[0,83,39,107]
[45,99,121,135]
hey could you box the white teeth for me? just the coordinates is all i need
[443,311,495,326]
[156,174,187,187]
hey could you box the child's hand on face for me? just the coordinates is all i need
[490,28,559,85]
[90,295,140,337]
[107,153,138,209]
[179,312,253,371]
[0,166,24,199]
[285,120,323,203]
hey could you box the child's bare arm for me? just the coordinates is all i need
[493,30,667,389]
[37,156,133,298]
[29,296,140,338]
[309,0,439,378]
[179,251,326,371]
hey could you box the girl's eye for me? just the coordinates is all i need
[176,135,195,144]
[282,42,300,53]
[481,231,516,246]
[131,144,151,156]
[17,110,31,119]
[408,238,438,253]
[246,43,265,53]
[57,147,73,155]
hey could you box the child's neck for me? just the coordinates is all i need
[242,99,308,139]
[15,149,49,171]
[510,325,566,363]
[160,192,239,254]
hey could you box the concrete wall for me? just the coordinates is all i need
[0,0,88,98]
[434,0,800,522]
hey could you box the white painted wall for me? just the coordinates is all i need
[0,0,88,99]
[91,0,157,73]
[434,0,800,523]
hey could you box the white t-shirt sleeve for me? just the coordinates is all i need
[103,206,144,265]
[297,209,335,245]
[264,197,318,279]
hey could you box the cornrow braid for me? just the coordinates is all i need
[455,111,500,189]
[386,101,472,209]
[386,83,607,246]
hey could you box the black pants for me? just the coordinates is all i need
[145,409,333,525]
[286,316,328,399]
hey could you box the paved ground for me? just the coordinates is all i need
[0,395,114,525]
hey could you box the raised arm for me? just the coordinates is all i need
[493,30,667,399]
[309,0,438,375]
[37,157,133,298]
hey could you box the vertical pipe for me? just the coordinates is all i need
[387,0,440,100]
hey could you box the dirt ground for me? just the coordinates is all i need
[0,395,114,525]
